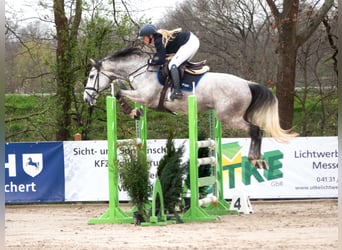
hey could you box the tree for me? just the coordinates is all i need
[159,0,279,87]
[157,130,187,217]
[53,0,146,141]
[73,2,143,140]
[12,40,54,93]
[5,19,55,93]
[119,142,151,224]
[294,8,338,136]
[53,0,82,140]
[265,0,334,129]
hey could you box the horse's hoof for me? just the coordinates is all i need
[250,159,257,166]
[133,113,140,120]
[130,108,144,120]
[137,108,144,117]
[255,160,269,170]
[250,159,269,169]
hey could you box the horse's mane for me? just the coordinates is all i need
[108,47,143,61]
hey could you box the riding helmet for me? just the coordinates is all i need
[139,24,157,37]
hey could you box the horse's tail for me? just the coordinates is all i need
[245,83,298,143]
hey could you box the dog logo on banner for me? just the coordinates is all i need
[22,153,43,177]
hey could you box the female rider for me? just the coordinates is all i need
[139,24,200,99]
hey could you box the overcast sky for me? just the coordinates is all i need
[5,0,182,25]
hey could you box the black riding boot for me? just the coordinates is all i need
[170,64,183,99]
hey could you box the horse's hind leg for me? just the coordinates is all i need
[248,124,268,169]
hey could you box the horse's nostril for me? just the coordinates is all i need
[84,97,92,106]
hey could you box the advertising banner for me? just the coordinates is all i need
[63,140,114,201]
[5,142,65,202]
[63,139,187,201]
[64,137,338,202]
[5,137,338,203]
[221,137,338,199]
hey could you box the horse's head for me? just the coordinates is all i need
[83,59,117,106]
[84,47,151,106]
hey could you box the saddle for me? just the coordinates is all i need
[181,61,210,75]
[156,58,210,113]
[161,58,210,80]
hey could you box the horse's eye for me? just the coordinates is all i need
[89,75,94,79]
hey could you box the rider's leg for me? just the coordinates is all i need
[169,33,200,99]
[169,33,200,67]
[170,64,183,99]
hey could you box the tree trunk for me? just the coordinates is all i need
[53,0,82,141]
[266,0,333,130]
[276,49,297,130]
[275,1,298,129]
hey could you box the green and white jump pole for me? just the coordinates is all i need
[88,94,133,224]
[181,95,219,222]
[205,107,237,216]
[88,84,150,224]
[181,95,237,223]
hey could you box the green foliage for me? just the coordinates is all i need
[119,143,151,221]
[11,40,55,93]
[64,11,147,141]
[5,94,57,141]
[78,15,116,60]
[157,130,187,214]
[294,88,337,136]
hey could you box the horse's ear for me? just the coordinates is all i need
[89,58,96,66]
[89,59,102,70]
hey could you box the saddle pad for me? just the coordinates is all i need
[157,70,207,92]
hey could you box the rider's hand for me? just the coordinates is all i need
[147,59,153,65]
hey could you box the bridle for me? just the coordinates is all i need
[84,50,157,103]
[84,70,116,101]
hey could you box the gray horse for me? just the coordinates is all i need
[84,47,297,169]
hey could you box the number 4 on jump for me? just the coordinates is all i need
[231,195,253,214]
[233,197,242,210]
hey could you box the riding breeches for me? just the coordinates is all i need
[168,32,200,70]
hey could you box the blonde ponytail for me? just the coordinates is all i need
[157,28,182,46]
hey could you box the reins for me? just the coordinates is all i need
[84,48,158,103]
[128,50,158,83]
[128,63,149,83]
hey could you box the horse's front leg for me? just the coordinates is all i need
[248,124,268,169]
[115,91,144,120]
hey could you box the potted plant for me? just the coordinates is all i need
[119,142,151,225]
[157,130,187,222]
